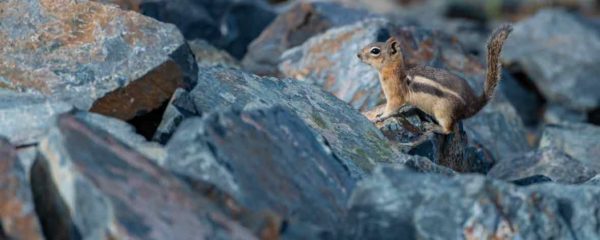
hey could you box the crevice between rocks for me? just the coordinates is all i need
[127,100,169,141]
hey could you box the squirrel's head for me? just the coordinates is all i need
[357,37,404,70]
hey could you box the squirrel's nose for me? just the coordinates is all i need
[356,53,362,59]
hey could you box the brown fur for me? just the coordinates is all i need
[358,24,513,134]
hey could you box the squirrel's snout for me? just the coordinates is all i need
[357,53,362,60]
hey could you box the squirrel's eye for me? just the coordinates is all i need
[370,48,381,55]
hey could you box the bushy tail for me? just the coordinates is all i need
[465,24,513,118]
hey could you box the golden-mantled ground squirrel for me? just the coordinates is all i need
[358,24,513,134]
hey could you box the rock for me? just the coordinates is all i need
[584,175,600,186]
[539,122,600,171]
[0,91,73,146]
[188,39,240,68]
[345,166,600,239]
[363,105,494,173]
[162,66,397,179]
[242,1,372,76]
[0,138,44,240]
[165,106,354,235]
[280,19,529,162]
[488,147,597,184]
[153,88,199,144]
[511,175,554,186]
[135,0,276,58]
[32,113,276,239]
[503,9,600,112]
[544,104,588,124]
[0,0,197,120]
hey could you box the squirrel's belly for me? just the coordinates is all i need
[408,91,442,116]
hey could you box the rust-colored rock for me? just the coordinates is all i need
[0,0,197,120]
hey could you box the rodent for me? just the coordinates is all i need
[357,24,513,134]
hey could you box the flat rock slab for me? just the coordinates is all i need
[0,0,197,120]
[164,66,397,179]
[243,1,372,76]
[166,106,355,234]
[503,9,600,112]
[280,19,529,162]
[32,113,273,240]
[540,122,600,171]
[0,138,44,240]
[0,91,73,145]
[345,167,600,239]
[488,147,597,184]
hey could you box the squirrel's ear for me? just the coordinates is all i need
[385,37,399,55]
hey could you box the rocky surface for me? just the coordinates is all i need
[188,39,240,68]
[503,9,600,113]
[0,138,44,240]
[0,0,197,120]
[32,113,276,239]
[280,19,529,163]
[346,166,600,240]
[488,147,597,184]
[165,106,353,236]
[160,66,398,178]
[243,1,372,76]
[540,122,600,171]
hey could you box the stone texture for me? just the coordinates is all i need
[345,166,600,240]
[132,0,276,58]
[161,66,397,179]
[165,106,354,236]
[0,0,197,120]
[503,9,600,112]
[242,1,372,76]
[32,113,276,240]
[0,91,73,146]
[0,138,44,240]
[153,88,199,144]
[488,147,597,184]
[280,19,529,162]
[540,122,600,171]
[188,39,240,68]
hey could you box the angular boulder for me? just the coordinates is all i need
[162,66,397,178]
[503,9,600,112]
[242,1,372,76]
[280,19,529,162]
[488,147,597,184]
[0,0,197,120]
[165,106,354,235]
[188,39,240,69]
[539,122,600,171]
[32,113,275,239]
[345,167,600,239]
[0,138,44,240]
[0,91,73,146]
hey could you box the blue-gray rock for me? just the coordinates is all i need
[540,122,600,171]
[280,19,529,162]
[346,167,600,239]
[503,9,600,112]
[0,91,73,146]
[188,39,240,68]
[488,147,597,184]
[153,88,199,144]
[0,0,197,120]
[165,106,354,236]
[242,1,373,76]
[32,113,276,240]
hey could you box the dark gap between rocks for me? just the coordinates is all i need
[588,108,600,126]
[128,101,169,141]
[30,157,82,240]
[444,3,487,23]
[505,64,547,126]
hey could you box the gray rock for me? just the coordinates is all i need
[345,166,600,239]
[153,88,199,144]
[164,66,397,178]
[188,39,240,68]
[165,106,354,235]
[133,0,276,58]
[540,122,600,171]
[0,138,44,240]
[544,104,588,124]
[32,113,275,240]
[280,19,529,162]
[503,9,600,112]
[243,1,372,76]
[0,0,197,121]
[0,91,73,146]
[488,147,597,184]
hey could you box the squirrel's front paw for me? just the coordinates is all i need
[375,115,389,123]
